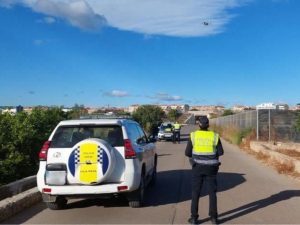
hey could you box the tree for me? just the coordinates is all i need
[222,109,235,116]
[132,105,165,134]
[167,109,181,122]
[0,108,67,185]
[67,104,87,119]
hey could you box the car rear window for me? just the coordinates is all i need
[51,125,124,148]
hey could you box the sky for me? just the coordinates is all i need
[0,0,299,108]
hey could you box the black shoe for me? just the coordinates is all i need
[188,217,198,225]
[210,217,219,225]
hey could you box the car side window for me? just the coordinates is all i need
[136,125,148,144]
[127,123,141,143]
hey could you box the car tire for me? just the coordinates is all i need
[46,197,67,210]
[128,174,145,208]
[150,158,157,187]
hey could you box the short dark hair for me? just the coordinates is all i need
[199,116,209,129]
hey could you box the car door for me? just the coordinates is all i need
[136,124,154,176]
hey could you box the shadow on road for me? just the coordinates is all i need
[217,190,300,224]
[144,170,246,207]
[66,196,128,209]
[61,170,246,209]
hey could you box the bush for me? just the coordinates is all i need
[132,105,165,134]
[211,125,254,145]
[0,108,67,185]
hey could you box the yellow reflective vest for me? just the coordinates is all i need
[191,130,219,156]
[174,123,181,130]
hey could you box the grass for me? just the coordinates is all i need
[211,125,300,178]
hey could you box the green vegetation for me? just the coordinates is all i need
[132,105,165,134]
[0,108,68,185]
[167,109,181,122]
[295,112,300,133]
[211,125,254,145]
[222,109,235,116]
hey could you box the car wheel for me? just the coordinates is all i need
[46,197,67,210]
[149,164,157,187]
[128,174,145,208]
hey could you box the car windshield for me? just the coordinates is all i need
[161,124,172,130]
[51,125,124,148]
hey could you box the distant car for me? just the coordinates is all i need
[37,116,157,209]
[157,122,174,141]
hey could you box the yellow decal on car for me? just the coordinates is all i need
[79,143,98,183]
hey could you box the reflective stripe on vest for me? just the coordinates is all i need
[191,131,219,156]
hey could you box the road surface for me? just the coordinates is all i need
[3,125,300,224]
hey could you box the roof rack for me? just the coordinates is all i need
[79,114,133,120]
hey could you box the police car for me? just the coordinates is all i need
[37,116,157,209]
[157,122,174,141]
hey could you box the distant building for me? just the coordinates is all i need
[127,105,140,114]
[276,104,289,111]
[292,104,300,111]
[62,108,72,113]
[232,105,253,112]
[16,105,23,113]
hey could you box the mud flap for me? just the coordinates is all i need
[42,193,57,203]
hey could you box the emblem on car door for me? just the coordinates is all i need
[53,152,62,158]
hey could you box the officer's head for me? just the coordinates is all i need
[199,116,209,130]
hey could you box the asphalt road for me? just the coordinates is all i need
[3,125,300,224]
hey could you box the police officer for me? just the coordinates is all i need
[173,121,181,144]
[185,116,224,225]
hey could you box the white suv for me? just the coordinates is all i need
[37,117,157,209]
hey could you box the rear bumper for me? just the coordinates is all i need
[158,133,173,140]
[39,182,135,196]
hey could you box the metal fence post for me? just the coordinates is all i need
[269,109,271,142]
[257,110,259,141]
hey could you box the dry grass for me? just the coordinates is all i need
[211,125,300,178]
[255,151,271,161]
[243,149,300,178]
[277,149,300,159]
[272,160,295,174]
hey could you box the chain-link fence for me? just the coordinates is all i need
[210,110,300,143]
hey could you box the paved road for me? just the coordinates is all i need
[4,125,300,224]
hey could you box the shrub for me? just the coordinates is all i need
[0,108,66,185]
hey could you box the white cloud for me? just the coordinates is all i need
[44,16,56,24]
[1,0,249,37]
[149,93,183,101]
[36,16,56,24]
[105,90,129,97]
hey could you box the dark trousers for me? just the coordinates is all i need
[191,165,218,219]
[173,131,180,142]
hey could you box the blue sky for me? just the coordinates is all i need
[0,0,299,107]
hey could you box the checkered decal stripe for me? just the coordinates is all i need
[74,146,80,164]
[98,146,103,164]
[74,145,103,165]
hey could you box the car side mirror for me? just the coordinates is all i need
[148,135,157,143]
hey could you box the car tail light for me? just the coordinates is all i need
[124,139,136,159]
[117,186,128,191]
[42,188,52,193]
[39,141,51,161]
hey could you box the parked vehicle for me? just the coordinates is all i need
[37,116,157,209]
[157,122,174,141]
